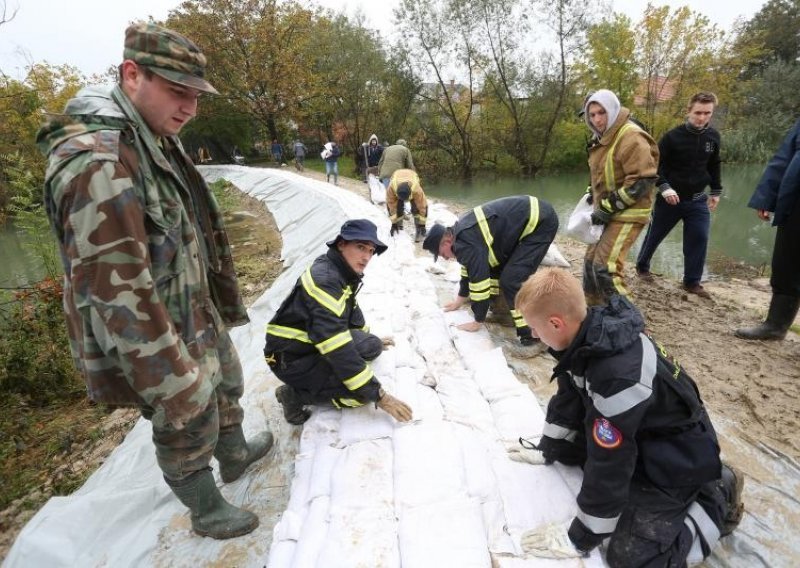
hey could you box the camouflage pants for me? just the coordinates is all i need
[140,329,245,482]
[584,220,646,306]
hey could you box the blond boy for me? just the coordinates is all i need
[512,268,742,565]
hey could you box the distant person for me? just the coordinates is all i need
[271,139,283,163]
[422,195,558,345]
[386,169,428,242]
[582,89,659,305]
[636,92,722,299]
[366,134,384,172]
[378,139,414,188]
[512,268,744,565]
[292,139,307,172]
[37,22,273,540]
[264,219,413,425]
[322,141,341,185]
[355,143,368,181]
[736,119,800,340]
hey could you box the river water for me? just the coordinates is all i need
[428,163,776,280]
[0,164,777,287]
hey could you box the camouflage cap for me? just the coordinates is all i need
[124,22,218,94]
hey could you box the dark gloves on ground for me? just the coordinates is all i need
[390,223,401,236]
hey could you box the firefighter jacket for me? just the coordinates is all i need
[386,169,428,223]
[542,295,721,551]
[588,107,659,224]
[264,248,381,404]
[453,195,549,324]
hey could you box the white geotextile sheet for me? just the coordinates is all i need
[5,166,797,568]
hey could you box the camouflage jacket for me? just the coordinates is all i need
[36,85,248,430]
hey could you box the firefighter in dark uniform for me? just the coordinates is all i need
[511,267,745,565]
[422,195,559,345]
[264,219,412,425]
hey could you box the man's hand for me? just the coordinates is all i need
[390,223,401,236]
[443,295,468,312]
[456,321,482,332]
[507,437,549,465]
[708,195,720,211]
[521,522,585,559]
[662,188,680,205]
[757,209,771,222]
[376,390,413,422]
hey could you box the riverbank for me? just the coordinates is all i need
[300,168,800,459]
[3,167,798,561]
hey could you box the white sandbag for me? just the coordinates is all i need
[307,444,343,500]
[398,497,491,568]
[320,508,401,568]
[368,173,386,204]
[290,496,330,568]
[337,404,396,446]
[542,243,571,268]
[394,422,468,509]
[565,193,603,245]
[329,439,394,507]
[490,395,544,444]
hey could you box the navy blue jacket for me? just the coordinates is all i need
[657,123,722,200]
[541,296,721,551]
[748,119,800,226]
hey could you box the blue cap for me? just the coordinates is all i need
[327,219,387,255]
[422,223,446,261]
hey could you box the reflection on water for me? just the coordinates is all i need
[428,164,776,280]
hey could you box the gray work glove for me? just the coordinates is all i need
[507,437,548,465]
[376,388,413,422]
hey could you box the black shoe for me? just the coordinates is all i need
[736,294,800,340]
[720,464,745,537]
[275,385,311,425]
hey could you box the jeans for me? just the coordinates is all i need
[637,193,710,286]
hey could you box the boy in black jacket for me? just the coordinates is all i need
[636,92,722,299]
[510,268,743,565]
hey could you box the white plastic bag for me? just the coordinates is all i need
[565,193,602,244]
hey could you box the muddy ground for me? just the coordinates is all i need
[3,167,798,561]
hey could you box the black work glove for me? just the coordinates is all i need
[590,207,613,225]
[390,223,401,236]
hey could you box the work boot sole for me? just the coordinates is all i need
[193,510,259,539]
[276,385,311,425]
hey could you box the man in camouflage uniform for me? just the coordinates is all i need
[37,23,273,539]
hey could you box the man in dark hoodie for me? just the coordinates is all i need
[510,268,744,565]
[636,92,723,299]
[37,23,273,539]
[264,219,413,425]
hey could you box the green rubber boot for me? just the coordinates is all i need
[214,425,274,483]
[168,468,259,539]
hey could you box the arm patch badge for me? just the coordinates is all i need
[592,418,622,449]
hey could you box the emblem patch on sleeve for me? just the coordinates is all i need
[592,418,622,449]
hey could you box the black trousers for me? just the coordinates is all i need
[771,197,800,297]
[606,473,727,568]
[270,330,382,404]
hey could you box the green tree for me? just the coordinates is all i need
[578,14,637,106]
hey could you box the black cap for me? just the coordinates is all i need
[422,223,446,261]
[326,219,388,255]
[396,182,411,201]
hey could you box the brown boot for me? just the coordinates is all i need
[720,464,745,536]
